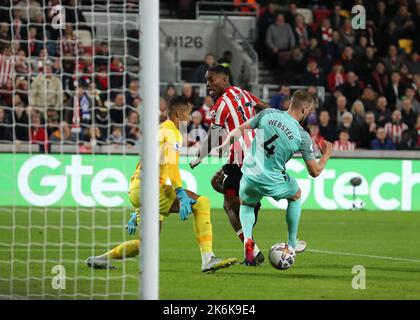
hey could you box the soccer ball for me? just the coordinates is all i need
[269,243,296,270]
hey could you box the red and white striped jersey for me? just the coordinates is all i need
[0,54,16,86]
[384,121,408,144]
[210,86,261,164]
[333,140,355,151]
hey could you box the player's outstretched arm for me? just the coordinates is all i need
[190,125,227,169]
[215,120,253,153]
[304,141,333,178]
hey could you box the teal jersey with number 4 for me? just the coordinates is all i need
[241,108,315,185]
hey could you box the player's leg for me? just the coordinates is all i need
[218,164,264,263]
[274,174,306,253]
[238,177,263,266]
[167,188,237,272]
[86,186,163,269]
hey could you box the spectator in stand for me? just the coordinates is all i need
[0,107,12,141]
[265,13,295,70]
[382,21,399,55]
[308,123,325,154]
[284,1,298,27]
[285,47,306,84]
[94,105,109,141]
[65,80,92,142]
[396,129,417,150]
[359,85,377,112]
[407,51,420,76]
[301,58,325,87]
[187,111,207,147]
[354,35,369,60]
[333,94,348,126]
[327,62,346,93]
[385,71,406,110]
[58,23,83,72]
[357,111,377,149]
[392,4,415,39]
[358,46,378,85]
[126,110,140,146]
[197,95,213,129]
[191,53,216,84]
[0,46,15,89]
[83,125,106,148]
[293,14,310,50]
[269,84,291,110]
[29,110,48,152]
[218,50,234,83]
[340,18,356,46]
[398,63,413,87]
[24,26,42,57]
[110,93,126,125]
[95,42,109,69]
[405,86,420,114]
[371,61,389,96]
[13,101,29,142]
[159,97,168,124]
[108,125,125,145]
[95,64,108,92]
[256,2,278,58]
[374,1,387,31]
[337,111,359,145]
[384,109,408,144]
[0,22,10,43]
[162,83,177,105]
[15,49,29,79]
[181,82,198,107]
[11,8,25,40]
[329,1,345,30]
[109,56,126,91]
[400,98,417,129]
[318,109,337,142]
[125,80,140,107]
[337,71,362,107]
[374,95,392,127]
[333,128,355,151]
[351,100,366,126]
[383,45,404,74]
[317,18,333,47]
[371,127,396,150]
[325,30,343,63]
[0,79,14,107]
[29,63,62,117]
[49,121,74,144]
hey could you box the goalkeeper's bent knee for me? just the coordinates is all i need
[192,196,210,216]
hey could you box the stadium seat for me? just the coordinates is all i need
[398,39,413,54]
[296,8,313,24]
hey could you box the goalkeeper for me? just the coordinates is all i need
[86,96,237,273]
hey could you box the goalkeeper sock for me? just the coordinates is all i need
[239,205,255,240]
[97,239,140,260]
[192,196,214,264]
[286,198,302,249]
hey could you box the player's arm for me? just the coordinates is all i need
[304,140,333,178]
[254,100,271,114]
[215,120,253,152]
[190,125,221,168]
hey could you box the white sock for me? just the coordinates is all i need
[201,252,214,265]
[253,243,261,258]
[236,229,243,236]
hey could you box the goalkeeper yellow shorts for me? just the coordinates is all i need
[128,184,177,220]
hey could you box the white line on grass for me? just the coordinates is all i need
[306,248,420,264]
[4,247,420,264]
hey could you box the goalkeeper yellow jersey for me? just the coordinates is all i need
[129,119,183,191]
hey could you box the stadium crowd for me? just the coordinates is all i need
[0,0,420,152]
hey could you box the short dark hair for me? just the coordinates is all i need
[168,95,190,114]
[207,64,230,77]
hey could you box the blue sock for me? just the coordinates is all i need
[286,198,301,249]
[239,205,256,240]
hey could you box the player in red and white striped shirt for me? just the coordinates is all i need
[190,65,269,264]
[333,129,355,151]
[384,110,408,144]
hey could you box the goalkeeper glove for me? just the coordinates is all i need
[127,212,138,235]
[175,187,197,221]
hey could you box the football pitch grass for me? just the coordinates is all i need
[1,207,420,300]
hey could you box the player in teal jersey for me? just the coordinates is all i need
[216,90,333,265]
